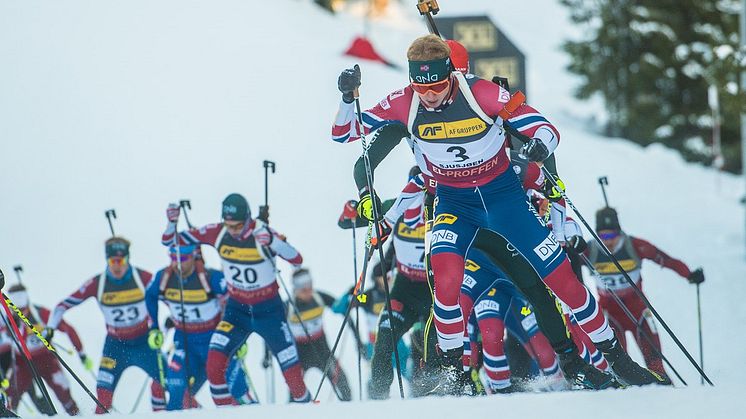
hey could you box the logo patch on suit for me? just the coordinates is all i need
[533,234,560,261]
[418,118,487,140]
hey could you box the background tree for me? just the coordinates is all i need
[561,0,745,172]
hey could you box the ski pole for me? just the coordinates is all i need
[52,342,97,382]
[313,246,374,401]
[544,168,713,385]
[598,176,610,207]
[1,292,110,412]
[579,255,687,386]
[11,267,22,287]
[0,303,57,413]
[262,345,275,404]
[104,209,117,236]
[179,200,194,228]
[504,123,714,386]
[171,215,194,397]
[261,247,314,341]
[263,160,276,208]
[351,225,363,400]
[416,0,441,37]
[240,357,260,404]
[129,376,150,414]
[696,283,704,385]
[352,87,405,399]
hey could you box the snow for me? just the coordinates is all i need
[0,0,744,417]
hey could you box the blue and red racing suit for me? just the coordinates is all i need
[48,266,166,413]
[332,73,612,352]
[146,264,254,409]
[162,220,310,403]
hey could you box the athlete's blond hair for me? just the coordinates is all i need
[407,34,451,61]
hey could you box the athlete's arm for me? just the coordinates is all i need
[46,277,99,330]
[144,272,163,330]
[162,223,224,248]
[352,124,411,195]
[49,311,85,353]
[264,228,303,266]
[631,237,691,278]
[384,175,426,226]
[474,79,560,155]
[331,87,411,144]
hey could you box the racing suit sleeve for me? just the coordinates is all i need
[263,227,303,266]
[162,223,224,248]
[47,276,99,330]
[631,237,692,278]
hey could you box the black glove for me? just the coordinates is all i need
[258,205,270,223]
[687,268,705,285]
[164,317,175,329]
[338,64,361,104]
[566,235,587,254]
[521,138,549,162]
[370,220,392,249]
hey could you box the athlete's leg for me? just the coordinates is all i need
[369,275,419,398]
[505,301,560,379]
[253,298,309,402]
[95,336,132,414]
[430,190,483,352]
[207,300,253,406]
[481,177,613,344]
[474,300,510,391]
[626,296,667,377]
[165,337,189,410]
[472,230,574,353]
[39,354,79,415]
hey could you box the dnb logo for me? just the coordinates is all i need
[431,230,458,245]
[533,233,560,262]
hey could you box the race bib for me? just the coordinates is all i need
[222,259,276,292]
[101,301,147,328]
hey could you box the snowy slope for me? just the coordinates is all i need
[0,0,744,417]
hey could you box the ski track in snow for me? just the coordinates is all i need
[0,0,743,417]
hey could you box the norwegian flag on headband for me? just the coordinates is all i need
[420,64,429,71]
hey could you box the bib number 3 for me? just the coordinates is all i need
[447,146,470,162]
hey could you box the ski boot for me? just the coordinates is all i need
[596,337,671,386]
[432,346,468,396]
[558,347,621,390]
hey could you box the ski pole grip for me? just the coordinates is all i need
[497,91,526,120]
[0,269,5,290]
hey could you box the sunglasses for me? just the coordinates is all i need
[170,253,193,262]
[410,78,450,95]
[598,232,620,240]
[225,221,245,231]
[107,256,128,268]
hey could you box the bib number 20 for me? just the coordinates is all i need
[229,266,258,284]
